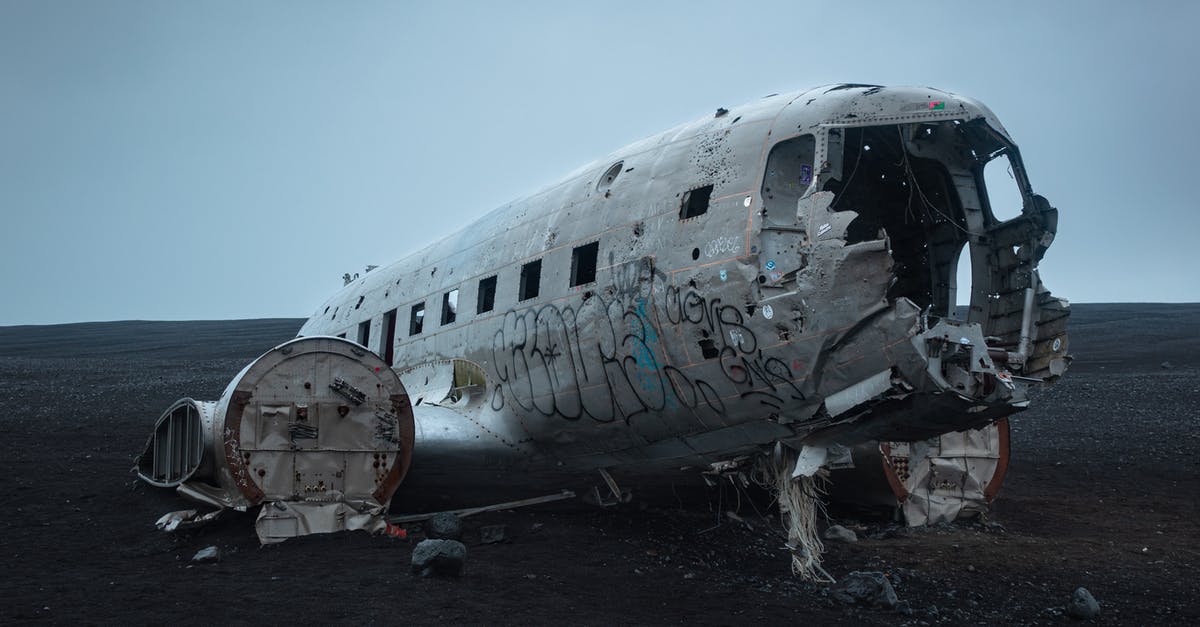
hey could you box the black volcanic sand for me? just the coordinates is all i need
[1,305,1197,624]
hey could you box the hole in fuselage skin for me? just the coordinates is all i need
[698,339,719,359]
[823,122,971,315]
[691,248,700,260]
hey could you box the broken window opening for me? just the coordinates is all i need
[477,275,497,314]
[409,303,425,335]
[760,134,815,225]
[953,245,973,315]
[519,260,542,301]
[570,242,599,287]
[381,309,397,366]
[823,123,971,315]
[357,320,370,348]
[679,184,713,219]
[981,152,1024,222]
[441,289,459,325]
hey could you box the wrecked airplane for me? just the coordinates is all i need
[137,84,1069,579]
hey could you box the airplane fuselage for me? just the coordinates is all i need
[297,84,1069,485]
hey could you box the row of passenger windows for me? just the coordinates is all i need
[350,240,600,365]
[340,177,725,366]
[407,242,598,335]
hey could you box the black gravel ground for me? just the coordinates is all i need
[0,304,1196,625]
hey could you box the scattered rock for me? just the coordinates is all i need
[191,546,220,563]
[411,539,466,578]
[1160,361,1173,370]
[426,512,463,541]
[1067,586,1100,619]
[823,524,858,543]
[831,571,898,609]
[479,524,507,544]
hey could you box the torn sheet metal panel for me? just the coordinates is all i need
[826,420,1009,525]
[894,421,1007,525]
[256,501,388,544]
[136,336,415,543]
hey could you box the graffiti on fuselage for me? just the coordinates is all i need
[489,256,807,426]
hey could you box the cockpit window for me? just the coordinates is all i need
[760,135,815,225]
[982,152,1024,221]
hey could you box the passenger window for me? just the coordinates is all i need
[477,275,497,314]
[409,303,425,335]
[381,309,397,365]
[441,289,459,325]
[357,320,370,347]
[519,260,542,301]
[570,242,599,287]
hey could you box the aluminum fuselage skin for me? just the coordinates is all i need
[298,85,1068,489]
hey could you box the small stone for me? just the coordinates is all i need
[683,572,696,580]
[1160,361,1173,370]
[1066,586,1100,619]
[479,524,507,544]
[831,571,899,609]
[967,564,976,572]
[191,546,220,563]
[426,512,463,541]
[529,522,544,533]
[411,539,466,578]
[823,524,858,543]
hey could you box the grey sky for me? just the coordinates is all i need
[2,0,1196,326]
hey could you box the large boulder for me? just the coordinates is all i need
[1067,587,1100,619]
[831,571,898,609]
[426,512,463,541]
[411,539,466,578]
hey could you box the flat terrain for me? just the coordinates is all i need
[1,304,1196,624]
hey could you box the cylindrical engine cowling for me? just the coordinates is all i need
[136,398,218,487]
[136,336,414,509]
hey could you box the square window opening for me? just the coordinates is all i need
[441,289,459,325]
[570,241,599,287]
[357,320,370,347]
[519,259,542,301]
[409,303,425,335]
[477,275,497,314]
[381,309,397,366]
[679,184,714,219]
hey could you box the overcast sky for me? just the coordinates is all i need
[2,0,1196,326]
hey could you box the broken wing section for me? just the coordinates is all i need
[135,336,415,543]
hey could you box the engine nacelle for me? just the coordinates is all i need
[136,336,414,542]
